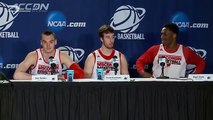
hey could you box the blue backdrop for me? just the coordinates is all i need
[0,0,212,78]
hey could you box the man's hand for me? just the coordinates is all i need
[140,71,153,78]
[58,74,66,80]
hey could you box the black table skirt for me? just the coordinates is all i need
[0,81,213,120]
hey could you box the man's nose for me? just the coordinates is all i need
[47,43,50,48]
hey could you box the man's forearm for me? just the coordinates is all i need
[13,72,32,80]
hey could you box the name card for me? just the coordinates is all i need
[104,75,130,81]
[32,75,58,81]
[188,74,213,81]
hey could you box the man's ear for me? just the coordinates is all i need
[40,40,42,46]
[172,34,177,39]
[100,37,103,42]
[55,39,57,45]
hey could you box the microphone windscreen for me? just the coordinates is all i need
[49,56,56,68]
[113,56,118,59]
[158,57,166,66]
[113,63,119,68]
[112,55,119,67]
[49,56,54,60]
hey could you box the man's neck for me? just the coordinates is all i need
[41,49,55,62]
[164,42,178,50]
[100,47,113,56]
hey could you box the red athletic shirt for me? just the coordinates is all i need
[136,44,206,74]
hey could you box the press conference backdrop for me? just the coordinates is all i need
[0,0,212,78]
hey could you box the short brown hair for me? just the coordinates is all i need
[98,25,114,38]
[41,30,56,39]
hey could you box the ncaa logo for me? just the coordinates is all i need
[171,12,190,32]
[110,5,146,33]
[186,47,207,74]
[58,46,85,63]
[0,2,19,31]
[46,11,66,32]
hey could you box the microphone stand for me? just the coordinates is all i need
[50,67,56,75]
[113,63,119,75]
[0,71,13,86]
[112,56,119,75]
[114,67,118,75]
[156,63,169,79]
[49,56,56,75]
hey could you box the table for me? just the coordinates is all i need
[0,79,213,120]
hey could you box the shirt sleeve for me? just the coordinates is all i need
[136,45,159,73]
[63,63,84,79]
[183,47,206,74]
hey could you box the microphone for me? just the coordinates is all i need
[156,56,169,79]
[0,71,12,85]
[159,57,166,67]
[49,56,56,75]
[112,56,119,75]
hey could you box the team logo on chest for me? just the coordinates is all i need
[37,64,60,74]
[159,55,182,67]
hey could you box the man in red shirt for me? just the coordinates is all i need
[136,23,206,78]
